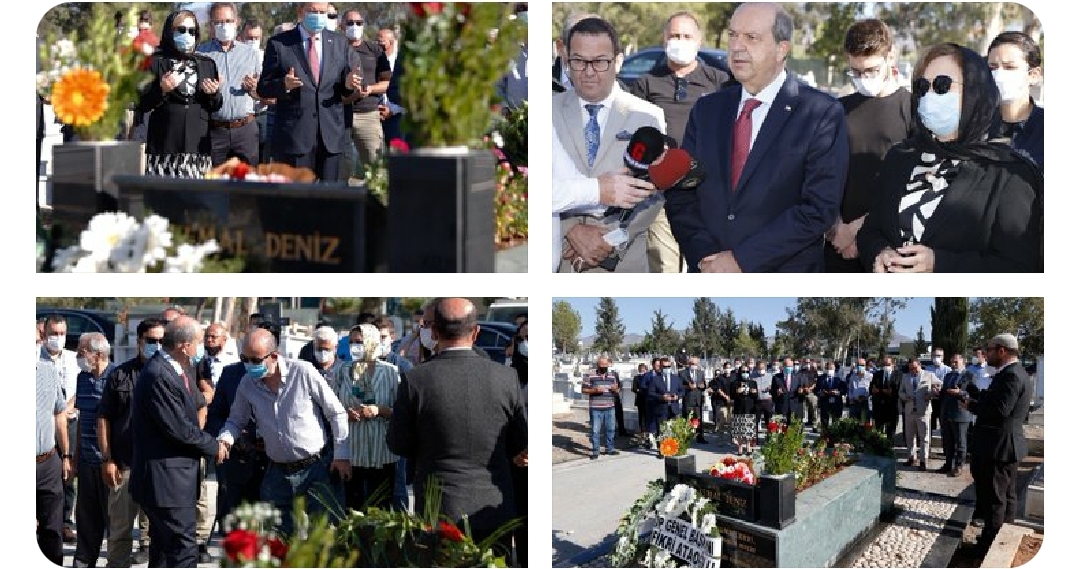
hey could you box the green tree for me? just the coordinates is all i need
[931,297,969,358]
[552,301,582,354]
[642,309,682,357]
[717,307,739,358]
[969,297,1044,356]
[683,297,723,360]
[732,321,759,359]
[913,326,929,358]
[808,2,863,59]
[779,298,877,362]
[747,322,769,358]
[593,298,625,356]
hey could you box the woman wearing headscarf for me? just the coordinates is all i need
[728,365,758,456]
[335,324,399,510]
[987,31,1043,171]
[137,10,222,177]
[858,43,1042,273]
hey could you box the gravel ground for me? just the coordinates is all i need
[849,490,958,568]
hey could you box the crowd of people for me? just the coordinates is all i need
[581,333,1033,557]
[35,299,529,567]
[41,2,529,183]
[551,2,1043,273]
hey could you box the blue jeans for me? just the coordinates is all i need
[590,407,616,454]
[260,452,344,537]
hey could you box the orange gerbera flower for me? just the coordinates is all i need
[659,437,680,457]
[51,68,110,127]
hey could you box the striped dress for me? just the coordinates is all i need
[335,359,400,468]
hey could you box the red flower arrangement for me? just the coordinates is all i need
[767,421,780,434]
[709,455,756,485]
[389,137,411,154]
[222,529,259,562]
[690,418,701,429]
[437,520,465,542]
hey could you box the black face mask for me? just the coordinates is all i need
[205,345,222,357]
[597,367,609,374]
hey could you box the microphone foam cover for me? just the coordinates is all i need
[649,148,693,191]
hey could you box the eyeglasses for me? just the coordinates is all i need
[914,75,961,97]
[568,58,614,72]
[674,77,688,102]
[173,26,197,35]
[328,13,338,19]
[240,354,273,365]
[346,20,364,26]
[211,19,236,25]
[144,338,164,345]
[845,63,885,79]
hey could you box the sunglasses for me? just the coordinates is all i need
[346,20,364,26]
[914,75,962,97]
[240,354,273,365]
[144,339,163,345]
[328,13,338,19]
[173,26,197,35]
[675,77,688,102]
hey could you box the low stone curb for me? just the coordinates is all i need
[980,523,1034,568]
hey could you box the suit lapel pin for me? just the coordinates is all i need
[615,130,632,141]
[784,105,792,112]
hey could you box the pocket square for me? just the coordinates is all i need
[615,130,633,141]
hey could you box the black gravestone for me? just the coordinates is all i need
[717,521,777,568]
[114,176,386,272]
[386,150,496,272]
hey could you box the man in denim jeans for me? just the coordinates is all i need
[582,356,620,460]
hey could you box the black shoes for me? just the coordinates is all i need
[606,449,620,456]
[696,437,708,443]
[936,464,952,474]
[919,461,927,471]
[62,527,76,544]
[948,467,962,478]
[199,543,212,564]
[589,453,599,460]
[906,457,916,467]
[133,544,150,565]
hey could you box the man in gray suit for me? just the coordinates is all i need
[387,298,527,550]
[898,358,940,471]
[551,17,667,272]
[963,333,1032,554]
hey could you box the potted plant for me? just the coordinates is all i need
[37,5,150,242]
[386,3,526,272]
[659,414,699,479]
[756,420,799,529]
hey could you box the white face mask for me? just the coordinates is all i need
[992,68,1030,103]
[518,340,529,357]
[883,366,893,375]
[665,39,699,66]
[77,356,92,372]
[933,357,943,366]
[853,74,886,97]
[349,343,365,360]
[46,335,65,353]
[419,328,437,350]
[214,22,237,43]
[346,24,363,40]
[314,349,334,364]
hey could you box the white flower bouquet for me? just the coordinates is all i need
[51,212,220,273]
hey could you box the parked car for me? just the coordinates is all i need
[37,308,120,355]
[485,299,528,325]
[476,321,519,365]
[617,47,731,90]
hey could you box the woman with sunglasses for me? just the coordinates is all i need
[858,43,1042,273]
[137,10,223,178]
[987,32,1043,171]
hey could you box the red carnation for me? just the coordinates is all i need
[690,418,701,429]
[222,529,259,562]
[267,537,288,560]
[781,424,788,434]
[710,468,720,476]
[231,162,250,180]
[721,456,736,467]
[438,520,465,542]
[411,2,445,17]
[389,138,410,153]
[456,2,472,17]
[767,422,779,433]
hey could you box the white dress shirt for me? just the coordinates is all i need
[551,123,601,271]
[297,25,323,79]
[737,69,787,149]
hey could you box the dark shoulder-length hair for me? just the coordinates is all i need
[158,10,202,61]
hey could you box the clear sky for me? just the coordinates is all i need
[553,297,937,339]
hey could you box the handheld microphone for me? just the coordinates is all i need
[648,148,707,191]
[622,126,666,179]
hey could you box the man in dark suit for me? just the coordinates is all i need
[646,357,684,455]
[771,358,805,425]
[814,363,846,431]
[679,357,708,442]
[257,2,363,181]
[664,2,848,273]
[964,334,1032,553]
[387,298,527,548]
[377,28,405,144]
[130,316,225,568]
[870,357,902,441]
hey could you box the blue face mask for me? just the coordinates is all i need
[918,91,961,139]
[304,12,328,34]
[191,343,205,365]
[857,365,866,373]
[173,31,195,52]
[245,362,268,378]
[784,366,793,374]
[142,342,161,360]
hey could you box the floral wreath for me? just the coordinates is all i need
[610,482,723,568]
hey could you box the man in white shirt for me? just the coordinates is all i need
[552,17,666,273]
[967,348,993,392]
[39,314,81,542]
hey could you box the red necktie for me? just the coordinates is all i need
[181,371,192,393]
[308,36,320,84]
[731,98,761,191]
